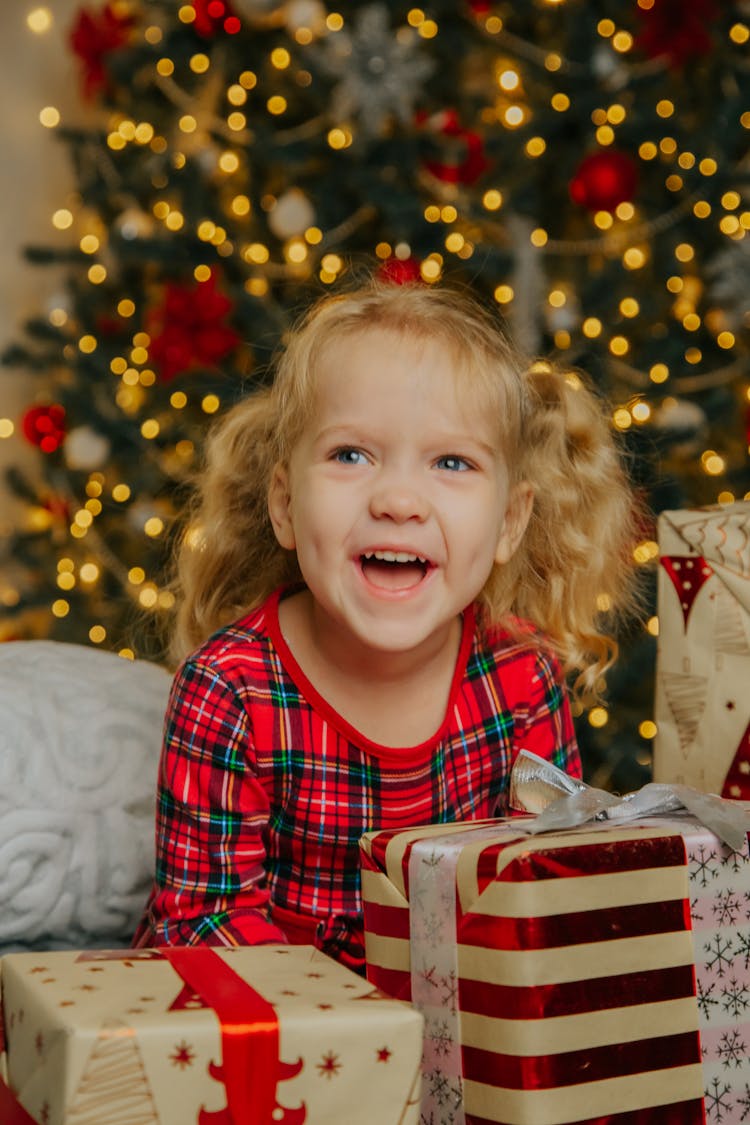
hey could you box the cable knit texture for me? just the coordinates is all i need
[0,641,170,952]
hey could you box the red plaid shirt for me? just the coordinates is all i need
[133,586,580,970]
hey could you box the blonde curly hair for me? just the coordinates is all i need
[170,280,642,700]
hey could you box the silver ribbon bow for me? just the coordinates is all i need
[509,750,750,853]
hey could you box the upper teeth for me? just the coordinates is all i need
[364,550,426,564]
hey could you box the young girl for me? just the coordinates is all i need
[133,280,639,971]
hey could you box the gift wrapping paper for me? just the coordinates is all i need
[0,944,423,1125]
[653,500,750,798]
[361,814,750,1125]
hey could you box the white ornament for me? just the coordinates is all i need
[268,189,316,238]
[64,426,111,471]
[315,4,436,136]
[653,397,707,433]
[545,292,580,334]
[591,44,628,90]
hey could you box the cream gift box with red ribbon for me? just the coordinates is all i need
[0,945,423,1125]
[653,500,750,797]
[360,812,750,1125]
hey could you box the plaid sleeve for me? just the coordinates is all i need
[137,657,287,948]
[512,646,582,780]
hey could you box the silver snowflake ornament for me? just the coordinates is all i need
[316,4,435,136]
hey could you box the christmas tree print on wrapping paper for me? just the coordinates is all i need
[658,504,750,795]
[66,1020,160,1125]
[660,670,710,760]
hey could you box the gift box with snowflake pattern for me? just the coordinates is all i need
[361,815,750,1125]
[0,944,422,1125]
[654,500,750,798]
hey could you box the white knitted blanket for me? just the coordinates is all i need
[0,641,171,951]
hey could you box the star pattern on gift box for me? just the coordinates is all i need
[714,889,744,927]
[425,1067,462,1113]
[425,1016,454,1059]
[691,843,722,888]
[720,978,749,1021]
[705,933,736,978]
[705,1076,734,1122]
[316,1050,341,1079]
[422,910,445,949]
[169,1040,196,1069]
[376,1046,392,1062]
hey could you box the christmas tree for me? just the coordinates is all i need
[2,0,749,790]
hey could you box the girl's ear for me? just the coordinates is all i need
[494,482,534,566]
[267,463,296,550]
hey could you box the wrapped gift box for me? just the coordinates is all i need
[653,500,750,797]
[0,944,423,1125]
[361,815,750,1125]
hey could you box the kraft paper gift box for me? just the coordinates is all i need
[653,500,750,797]
[0,944,423,1125]
[361,813,750,1125]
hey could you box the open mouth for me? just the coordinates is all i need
[360,550,431,591]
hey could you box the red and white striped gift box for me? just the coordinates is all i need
[360,815,750,1125]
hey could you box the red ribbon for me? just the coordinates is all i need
[162,947,284,1125]
[0,1076,38,1125]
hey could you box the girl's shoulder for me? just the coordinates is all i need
[473,612,562,674]
[478,610,544,647]
[470,613,568,711]
[178,593,280,684]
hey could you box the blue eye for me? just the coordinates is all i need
[436,455,471,472]
[333,447,368,465]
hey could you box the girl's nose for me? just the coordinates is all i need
[369,480,429,523]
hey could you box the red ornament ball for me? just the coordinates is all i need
[147,270,240,382]
[419,108,489,187]
[22,404,67,453]
[569,150,638,213]
[192,0,240,36]
[377,257,423,285]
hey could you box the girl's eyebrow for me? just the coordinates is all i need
[312,423,365,443]
[314,424,498,458]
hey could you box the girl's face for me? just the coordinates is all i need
[268,328,532,666]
